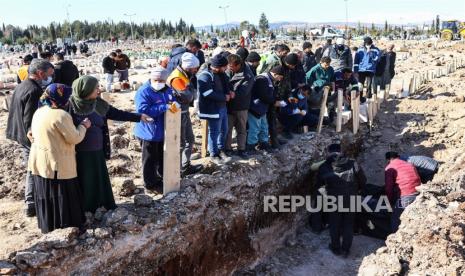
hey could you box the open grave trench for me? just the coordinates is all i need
[2,40,465,275]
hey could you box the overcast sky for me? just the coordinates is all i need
[2,0,464,28]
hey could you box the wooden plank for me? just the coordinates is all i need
[367,98,373,132]
[385,84,390,99]
[336,89,343,133]
[351,90,359,134]
[163,110,181,195]
[316,86,329,134]
[378,90,385,107]
[200,120,209,158]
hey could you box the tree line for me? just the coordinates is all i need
[0,18,197,45]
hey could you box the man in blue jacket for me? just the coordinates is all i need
[278,85,318,138]
[134,67,180,193]
[197,54,232,163]
[353,37,380,98]
[247,65,285,152]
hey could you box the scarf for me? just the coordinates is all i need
[70,75,110,116]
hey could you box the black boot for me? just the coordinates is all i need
[181,163,204,177]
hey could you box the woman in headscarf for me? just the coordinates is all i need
[29,83,91,233]
[69,76,151,213]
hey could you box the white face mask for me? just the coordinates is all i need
[151,82,165,91]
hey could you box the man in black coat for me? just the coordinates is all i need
[225,54,255,158]
[302,42,317,73]
[53,53,79,86]
[318,143,366,258]
[6,59,54,217]
[102,52,116,92]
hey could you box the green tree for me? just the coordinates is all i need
[259,12,269,34]
[240,21,250,31]
[49,23,56,41]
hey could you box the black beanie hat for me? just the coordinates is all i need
[270,65,286,76]
[284,53,299,66]
[236,47,249,61]
[246,51,261,62]
[364,36,373,45]
[211,54,228,67]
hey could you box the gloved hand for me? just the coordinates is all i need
[168,102,181,113]
[300,110,307,116]
[279,100,287,107]
[292,108,300,114]
[288,97,298,104]
[253,99,260,104]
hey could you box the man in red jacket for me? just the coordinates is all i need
[385,152,421,232]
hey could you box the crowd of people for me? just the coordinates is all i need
[3,36,437,260]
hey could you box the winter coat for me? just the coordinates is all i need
[54,60,80,86]
[6,79,43,147]
[354,45,380,73]
[197,67,230,119]
[134,83,174,142]
[249,73,276,117]
[322,44,353,72]
[227,63,255,112]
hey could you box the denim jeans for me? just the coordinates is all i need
[105,73,114,92]
[207,107,228,156]
[391,193,418,232]
[247,112,269,145]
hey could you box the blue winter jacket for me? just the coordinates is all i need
[197,67,230,119]
[280,89,308,116]
[134,81,174,142]
[249,73,276,117]
[167,47,187,73]
[354,45,380,73]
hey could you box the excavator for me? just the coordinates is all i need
[441,20,465,40]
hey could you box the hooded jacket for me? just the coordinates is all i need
[318,154,367,198]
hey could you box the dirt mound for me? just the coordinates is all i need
[359,174,465,275]
[0,141,26,200]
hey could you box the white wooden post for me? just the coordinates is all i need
[163,110,181,195]
[316,86,329,134]
[336,89,343,133]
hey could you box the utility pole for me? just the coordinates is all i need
[344,0,349,46]
[66,4,73,41]
[124,13,136,40]
[219,5,230,41]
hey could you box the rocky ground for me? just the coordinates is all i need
[234,42,465,275]
[0,40,465,274]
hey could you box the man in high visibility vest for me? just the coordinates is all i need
[166,52,203,176]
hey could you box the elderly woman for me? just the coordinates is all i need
[69,76,150,213]
[29,84,91,233]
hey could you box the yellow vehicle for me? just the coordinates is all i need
[441,20,465,40]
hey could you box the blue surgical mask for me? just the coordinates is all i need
[297,93,305,100]
[41,76,52,88]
